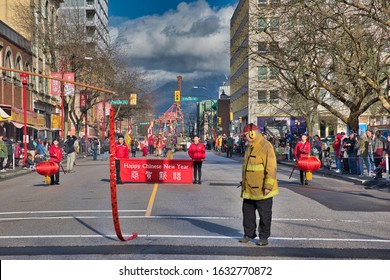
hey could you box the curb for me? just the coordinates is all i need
[277,160,369,185]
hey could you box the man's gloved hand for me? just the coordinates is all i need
[237,181,242,188]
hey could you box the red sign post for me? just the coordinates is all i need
[119,159,193,184]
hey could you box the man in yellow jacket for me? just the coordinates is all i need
[239,123,279,246]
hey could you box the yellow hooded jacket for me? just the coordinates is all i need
[241,133,279,200]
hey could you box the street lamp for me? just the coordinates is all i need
[20,72,28,165]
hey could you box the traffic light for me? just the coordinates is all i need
[218,117,222,125]
[174,90,180,102]
[130,93,137,105]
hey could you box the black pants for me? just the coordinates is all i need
[116,159,122,183]
[227,146,233,158]
[242,198,273,240]
[300,170,307,184]
[50,162,60,184]
[193,161,202,181]
[4,155,12,168]
[0,157,4,170]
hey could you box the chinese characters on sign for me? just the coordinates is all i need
[119,159,193,184]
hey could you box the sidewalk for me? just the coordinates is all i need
[0,166,31,180]
[0,153,87,181]
[277,158,390,193]
[214,149,390,193]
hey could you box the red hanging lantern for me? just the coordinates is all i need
[36,161,59,177]
[297,155,321,172]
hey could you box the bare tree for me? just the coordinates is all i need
[249,0,389,131]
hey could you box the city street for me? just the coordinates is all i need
[0,151,389,260]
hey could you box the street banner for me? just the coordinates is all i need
[63,72,75,96]
[80,91,88,109]
[119,159,193,183]
[50,72,62,96]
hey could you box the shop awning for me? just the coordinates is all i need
[11,121,49,130]
[0,107,12,121]
[11,121,24,129]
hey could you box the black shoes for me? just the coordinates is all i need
[304,180,308,185]
[239,235,254,243]
[193,180,197,184]
[117,181,123,184]
[256,238,269,246]
[193,180,202,184]
[197,181,201,184]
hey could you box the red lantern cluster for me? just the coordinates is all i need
[36,162,59,176]
[297,155,321,172]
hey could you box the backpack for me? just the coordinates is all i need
[63,142,70,154]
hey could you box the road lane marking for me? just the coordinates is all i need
[0,234,389,243]
[145,183,159,216]
[0,215,388,225]
[0,210,145,215]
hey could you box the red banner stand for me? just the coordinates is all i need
[119,158,193,184]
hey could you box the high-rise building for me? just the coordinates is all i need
[59,0,109,47]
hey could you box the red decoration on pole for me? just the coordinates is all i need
[36,161,60,176]
[20,73,28,165]
[297,155,321,172]
[109,107,138,241]
[61,61,65,139]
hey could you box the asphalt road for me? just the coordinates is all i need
[0,151,389,260]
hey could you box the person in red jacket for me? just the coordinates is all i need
[49,138,63,185]
[188,135,206,184]
[294,133,311,185]
[114,135,129,184]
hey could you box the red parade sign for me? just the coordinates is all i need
[119,159,193,183]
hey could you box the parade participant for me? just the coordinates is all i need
[155,134,165,157]
[188,134,206,184]
[114,135,129,184]
[238,123,279,246]
[49,139,63,185]
[142,138,148,157]
[0,135,7,172]
[294,133,311,185]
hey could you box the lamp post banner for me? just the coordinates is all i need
[63,72,75,96]
[119,159,193,183]
[50,72,62,96]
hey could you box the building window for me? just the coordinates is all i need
[270,90,279,104]
[270,0,281,4]
[270,18,279,32]
[258,66,267,81]
[258,42,267,54]
[258,18,267,31]
[258,90,267,104]
[258,0,266,4]
[269,42,279,52]
[269,66,278,80]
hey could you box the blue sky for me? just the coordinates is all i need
[108,0,238,87]
[109,0,238,20]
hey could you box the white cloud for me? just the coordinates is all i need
[110,0,235,83]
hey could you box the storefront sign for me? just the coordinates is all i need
[119,159,193,184]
